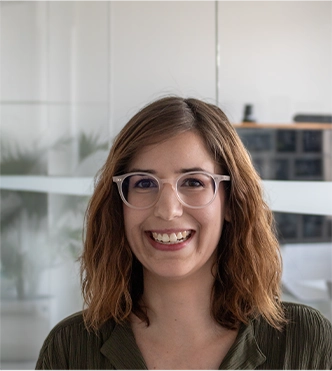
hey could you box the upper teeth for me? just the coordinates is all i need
[152,231,190,244]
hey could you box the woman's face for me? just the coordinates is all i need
[123,131,229,282]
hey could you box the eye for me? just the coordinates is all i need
[134,177,158,189]
[181,177,204,188]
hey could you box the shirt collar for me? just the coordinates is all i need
[219,321,266,369]
[101,319,266,370]
[101,320,148,369]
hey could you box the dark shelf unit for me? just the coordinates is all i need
[236,127,332,244]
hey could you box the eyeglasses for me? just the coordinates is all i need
[113,171,230,210]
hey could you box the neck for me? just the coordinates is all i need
[138,268,217,331]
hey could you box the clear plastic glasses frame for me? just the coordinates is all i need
[112,171,230,210]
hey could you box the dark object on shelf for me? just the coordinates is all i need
[294,159,322,178]
[252,158,265,178]
[273,159,289,180]
[240,132,271,151]
[275,213,298,240]
[302,130,322,153]
[242,104,256,123]
[276,130,296,152]
[327,218,332,239]
[293,114,332,124]
[274,212,331,244]
[302,215,325,238]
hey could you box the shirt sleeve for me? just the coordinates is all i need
[286,303,332,369]
[35,326,70,370]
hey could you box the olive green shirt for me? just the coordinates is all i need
[36,302,332,369]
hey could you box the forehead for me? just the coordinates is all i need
[128,131,219,173]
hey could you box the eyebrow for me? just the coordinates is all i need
[128,168,157,174]
[127,167,207,174]
[179,167,206,173]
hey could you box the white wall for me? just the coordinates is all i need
[218,1,332,123]
[2,1,331,146]
[0,2,48,148]
[110,1,216,135]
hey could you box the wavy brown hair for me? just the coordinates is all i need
[81,96,285,332]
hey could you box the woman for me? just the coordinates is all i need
[36,96,331,369]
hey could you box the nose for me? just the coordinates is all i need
[154,183,183,220]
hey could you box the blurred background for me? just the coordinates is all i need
[0,1,331,369]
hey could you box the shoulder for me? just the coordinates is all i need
[283,302,332,367]
[254,301,332,334]
[252,302,332,369]
[39,311,96,347]
[47,311,86,333]
[44,312,88,338]
[282,301,332,338]
[35,312,116,369]
[42,310,116,338]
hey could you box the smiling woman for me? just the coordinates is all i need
[121,131,228,283]
[35,96,332,370]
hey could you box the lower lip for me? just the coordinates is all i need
[146,232,194,251]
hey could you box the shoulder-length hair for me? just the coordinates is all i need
[81,96,285,331]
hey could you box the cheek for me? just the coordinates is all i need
[196,204,224,234]
[123,206,140,225]
[123,207,130,232]
[123,207,136,245]
[201,198,226,237]
[123,207,147,242]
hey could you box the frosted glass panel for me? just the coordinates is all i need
[0,2,109,368]
[0,191,86,368]
[1,191,50,365]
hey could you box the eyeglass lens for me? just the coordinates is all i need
[121,173,216,208]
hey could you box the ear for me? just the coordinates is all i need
[224,205,231,222]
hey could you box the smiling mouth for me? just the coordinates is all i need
[150,231,192,244]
